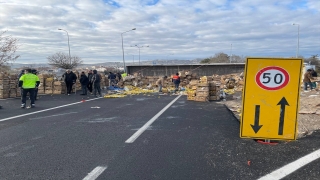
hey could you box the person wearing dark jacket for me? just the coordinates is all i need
[311,69,318,89]
[172,73,181,92]
[31,69,39,100]
[108,72,116,87]
[116,72,122,83]
[63,69,77,95]
[91,70,102,97]
[80,72,89,95]
[303,69,313,91]
[87,70,93,94]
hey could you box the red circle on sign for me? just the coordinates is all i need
[255,66,290,90]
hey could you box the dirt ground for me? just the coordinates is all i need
[219,89,320,139]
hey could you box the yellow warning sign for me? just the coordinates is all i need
[240,57,303,140]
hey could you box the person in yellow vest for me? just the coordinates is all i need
[121,72,127,79]
[19,69,40,108]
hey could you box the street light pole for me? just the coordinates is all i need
[58,28,71,65]
[293,23,300,58]
[121,28,136,73]
[131,45,149,65]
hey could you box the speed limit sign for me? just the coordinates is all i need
[240,58,303,140]
[255,66,290,90]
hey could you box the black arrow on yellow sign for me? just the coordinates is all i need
[251,105,263,133]
[277,97,289,135]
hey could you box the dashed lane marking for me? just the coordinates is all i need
[82,166,107,180]
[125,95,182,143]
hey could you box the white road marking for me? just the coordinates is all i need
[125,95,182,143]
[82,166,107,180]
[29,112,78,120]
[0,97,103,122]
[258,148,320,180]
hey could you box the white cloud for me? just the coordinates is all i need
[0,0,319,64]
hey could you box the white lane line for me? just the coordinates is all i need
[0,97,103,122]
[82,166,107,180]
[125,95,182,143]
[258,148,320,180]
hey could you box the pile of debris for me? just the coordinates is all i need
[0,71,246,99]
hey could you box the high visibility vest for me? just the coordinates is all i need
[121,73,127,78]
[19,73,39,89]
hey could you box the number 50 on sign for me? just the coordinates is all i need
[240,58,303,140]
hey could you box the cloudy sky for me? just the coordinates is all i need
[1,0,319,64]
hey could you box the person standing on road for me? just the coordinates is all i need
[311,68,317,89]
[156,76,167,92]
[87,70,93,94]
[116,72,122,83]
[19,69,40,108]
[108,72,116,87]
[91,70,102,97]
[121,72,127,79]
[172,73,181,93]
[80,72,89,95]
[31,69,39,100]
[303,69,313,92]
[63,69,77,95]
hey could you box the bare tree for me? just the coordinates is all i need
[306,54,319,65]
[200,58,211,64]
[201,53,230,64]
[47,52,83,69]
[0,31,20,66]
[213,52,229,63]
[231,55,245,63]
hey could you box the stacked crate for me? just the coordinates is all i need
[0,73,9,99]
[9,75,17,98]
[195,82,209,102]
[16,86,21,98]
[209,82,221,101]
[38,74,47,94]
[45,77,54,94]
[194,76,211,102]
[187,90,196,101]
[53,81,66,94]
[187,79,198,101]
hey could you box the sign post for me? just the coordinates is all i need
[240,58,303,140]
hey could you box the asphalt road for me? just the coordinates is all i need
[0,92,319,180]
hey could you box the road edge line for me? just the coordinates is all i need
[0,97,103,122]
[258,148,320,180]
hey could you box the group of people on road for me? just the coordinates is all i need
[156,72,181,93]
[69,69,102,97]
[17,68,104,108]
[107,72,122,87]
[303,68,318,92]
